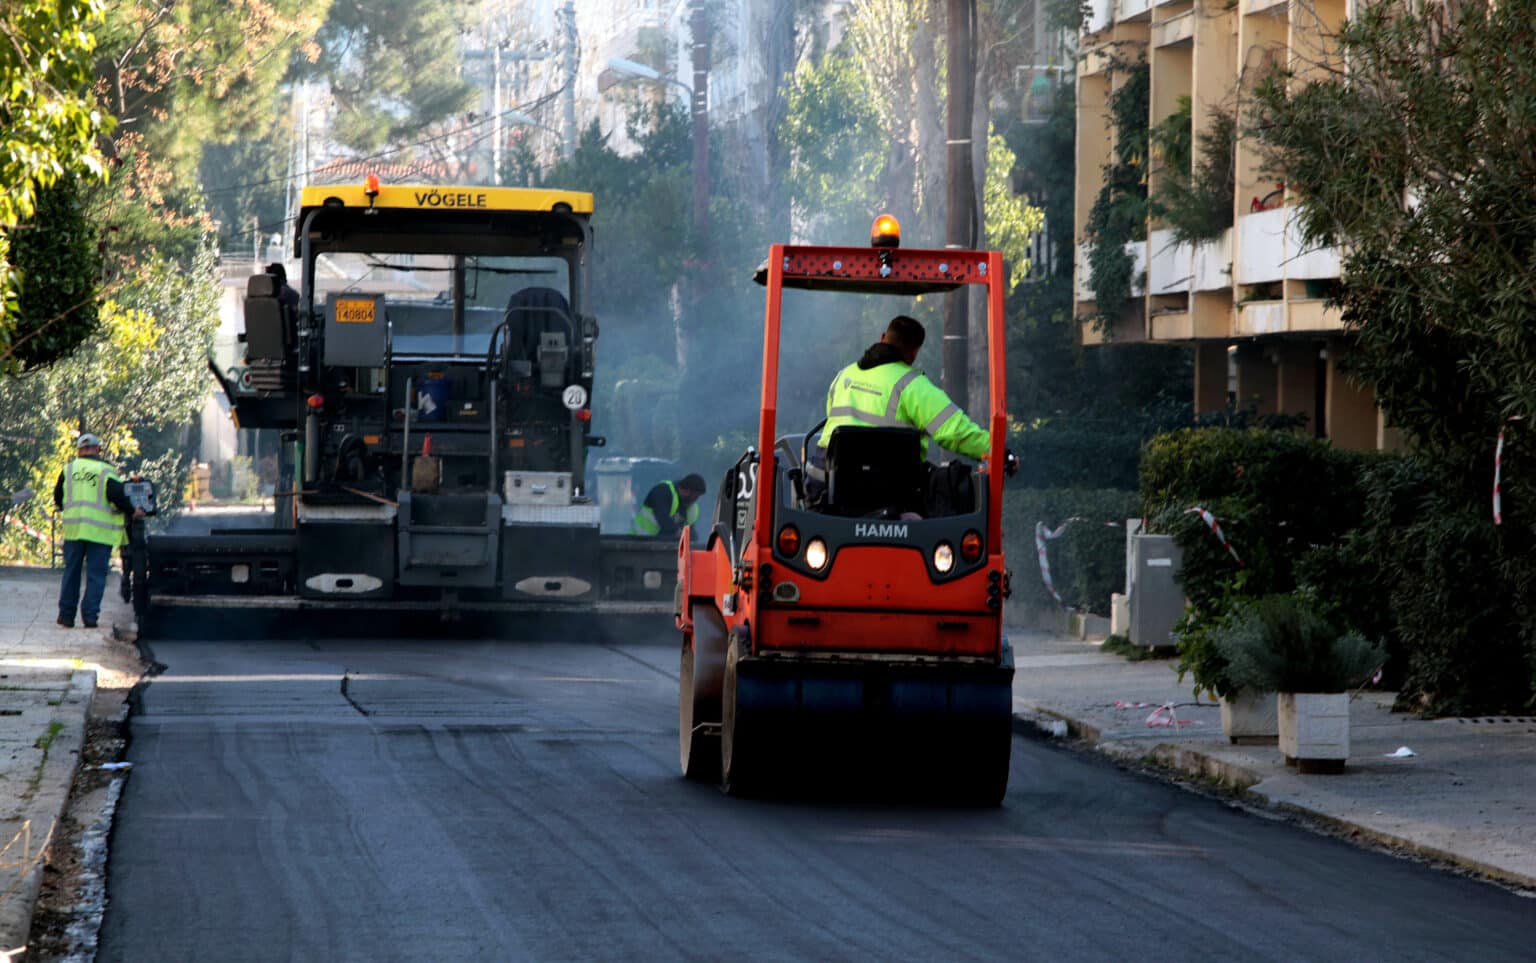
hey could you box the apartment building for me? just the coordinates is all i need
[1073,0,1389,449]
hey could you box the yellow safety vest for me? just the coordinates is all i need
[818,361,990,460]
[61,457,126,547]
[630,480,701,535]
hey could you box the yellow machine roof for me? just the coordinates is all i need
[297,183,594,215]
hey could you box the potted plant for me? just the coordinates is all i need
[1208,593,1385,773]
[1173,606,1279,744]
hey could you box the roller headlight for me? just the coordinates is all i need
[933,541,955,574]
[805,537,829,571]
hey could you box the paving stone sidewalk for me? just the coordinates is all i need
[1009,630,1536,891]
[0,566,142,955]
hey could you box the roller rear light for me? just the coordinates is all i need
[777,524,801,557]
[961,530,983,563]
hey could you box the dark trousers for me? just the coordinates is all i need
[59,539,113,624]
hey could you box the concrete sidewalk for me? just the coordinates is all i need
[0,566,143,955]
[1009,630,1536,891]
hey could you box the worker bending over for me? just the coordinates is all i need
[631,473,707,537]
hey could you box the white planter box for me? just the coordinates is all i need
[1220,691,1278,745]
[1278,691,1350,774]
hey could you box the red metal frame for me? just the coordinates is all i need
[681,241,1007,658]
[755,243,1005,563]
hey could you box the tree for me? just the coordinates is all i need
[5,175,102,372]
[95,0,326,187]
[0,247,221,562]
[0,0,111,369]
[200,117,293,257]
[781,51,888,239]
[1252,0,1536,711]
[311,0,478,154]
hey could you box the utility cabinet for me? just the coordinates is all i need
[1129,533,1184,647]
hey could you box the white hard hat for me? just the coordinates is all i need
[75,433,102,449]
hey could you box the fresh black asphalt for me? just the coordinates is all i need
[100,620,1536,961]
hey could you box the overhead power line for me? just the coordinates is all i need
[200,86,568,201]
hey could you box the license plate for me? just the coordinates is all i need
[335,298,375,324]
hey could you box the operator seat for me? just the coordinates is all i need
[243,273,291,361]
[502,286,573,360]
[823,425,926,517]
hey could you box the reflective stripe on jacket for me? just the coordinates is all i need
[630,480,701,535]
[61,457,126,547]
[818,361,990,460]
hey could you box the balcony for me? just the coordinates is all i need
[1074,239,1147,303]
[1148,229,1192,295]
[1289,298,1345,332]
[1193,229,1232,291]
[1087,0,1114,33]
[1243,0,1288,14]
[1235,208,1286,285]
[1235,300,1285,336]
[1148,227,1231,296]
[1117,0,1153,21]
[1152,9,1194,47]
[1151,310,1191,340]
[1284,207,1341,279]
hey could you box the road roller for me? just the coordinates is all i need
[674,216,1015,804]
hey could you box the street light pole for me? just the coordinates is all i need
[943,0,977,412]
[605,56,707,236]
[559,1,578,161]
[689,1,710,237]
[492,44,503,185]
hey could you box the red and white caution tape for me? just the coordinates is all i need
[1033,519,1077,606]
[1,515,53,544]
[1186,506,1242,567]
[1034,518,1126,606]
[1146,702,1203,728]
[1494,416,1525,526]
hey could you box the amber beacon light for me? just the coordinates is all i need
[870,214,901,248]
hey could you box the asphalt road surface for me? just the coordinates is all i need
[100,615,1536,962]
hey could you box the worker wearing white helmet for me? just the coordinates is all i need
[53,433,142,629]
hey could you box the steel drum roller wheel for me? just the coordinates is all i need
[951,712,1012,806]
[719,638,760,796]
[679,603,726,782]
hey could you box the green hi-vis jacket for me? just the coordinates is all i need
[819,360,990,460]
[630,480,701,536]
[61,457,127,547]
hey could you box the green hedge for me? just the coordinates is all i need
[1002,487,1140,614]
[1140,427,1536,714]
[1325,456,1536,714]
[1141,428,1379,698]
[1140,428,1373,613]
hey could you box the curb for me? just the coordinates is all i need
[1012,705,1536,893]
[1257,799,1536,892]
[0,670,96,954]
